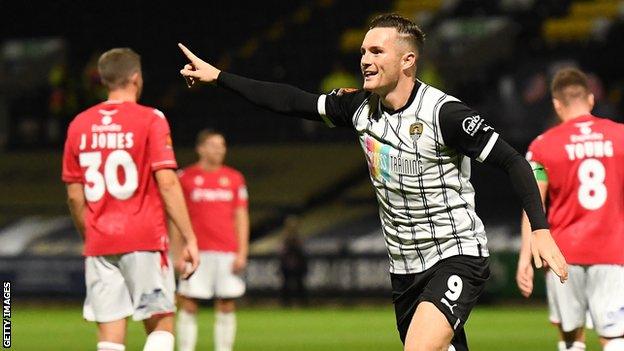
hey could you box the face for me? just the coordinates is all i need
[360,27,408,94]
[197,134,227,166]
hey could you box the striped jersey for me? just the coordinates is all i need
[317,82,499,274]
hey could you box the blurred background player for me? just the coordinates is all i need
[516,67,624,351]
[178,13,567,351]
[173,129,250,351]
[62,48,199,351]
[279,215,309,307]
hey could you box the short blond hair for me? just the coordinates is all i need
[97,48,141,90]
[551,67,590,105]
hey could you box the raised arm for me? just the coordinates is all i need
[178,43,319,120]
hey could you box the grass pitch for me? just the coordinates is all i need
[12,304,600,350]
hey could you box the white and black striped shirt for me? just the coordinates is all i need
[318,82,499,274]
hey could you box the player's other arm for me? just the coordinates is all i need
[439,102,567,282]
[233,206,250,274]
[66,183,86,240]
[155,169,199,279]
[517,172,548,298]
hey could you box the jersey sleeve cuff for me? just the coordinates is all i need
[62,175,83,183]
[476,132,499,163]
[151,160,178,171]
[317,95,335,128]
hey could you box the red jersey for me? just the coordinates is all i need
[527,114,624,264]
[62,100,177,256]
[179,165,248,252]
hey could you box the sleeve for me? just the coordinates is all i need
[525,138,548,182]
[148,110,178,171]
[217,72,321,121]
[61,124,83,183]
[318,88,369,128]
[483,137,549,231]
[235,173,249,208]
[438,101,499,162]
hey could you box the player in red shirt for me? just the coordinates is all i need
[62,48,199,351]
[516,68,624,351]
[172,129,250,351]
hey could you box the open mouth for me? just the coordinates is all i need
[363,71,378,79]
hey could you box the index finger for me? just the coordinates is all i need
[178,43,200,63]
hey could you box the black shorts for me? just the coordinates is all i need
[391,255,490,351]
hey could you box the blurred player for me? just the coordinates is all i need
[62,48,199,351]
[173,129,250,351]
[516,67,624,351]
[178,13,567,351]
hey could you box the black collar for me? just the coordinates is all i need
[380,81,421,115]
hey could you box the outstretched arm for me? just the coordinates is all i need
[178,43,320,120]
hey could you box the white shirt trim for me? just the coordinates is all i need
[317,95,335,128]
[476,132,499,162]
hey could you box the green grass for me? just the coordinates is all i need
[12,305,600,350]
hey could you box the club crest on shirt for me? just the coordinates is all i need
[219,176,230,187]
[409,122,423,142]
[193,175,204,186]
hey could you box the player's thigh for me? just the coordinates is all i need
[587,265,624,338]
[405,301,454,351]
[118,251,176,322]
[177,251,218,299]
[84,255,134,323]
[214,252,246,299]
[547,264,588,332]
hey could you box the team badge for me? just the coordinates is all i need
[219,176,230,187]
[194,176,204,186]
[409,122,424,142]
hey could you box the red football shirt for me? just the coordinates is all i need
[527,114,624,264]
[62,100,177,256]
[179,165,248,252]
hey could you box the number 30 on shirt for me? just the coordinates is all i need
[79,150,138,201]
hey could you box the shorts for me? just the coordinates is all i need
[177,251,246,299]
[546,264,624,337]
[83,251,175,323]
[391,255,490,351]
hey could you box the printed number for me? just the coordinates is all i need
[577,158,607,210]
[79,150,138,201]
[444,275,463,301]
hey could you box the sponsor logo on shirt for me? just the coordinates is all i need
[462,115,491,136]
[193,176,204,186]
[219,176,230,187]
[191,188,234,202]
[365,136,419,180]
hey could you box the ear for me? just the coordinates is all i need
[401,51,417,71]
[552,98,563,114]
[587,93,595,109]
[130,72,140,84]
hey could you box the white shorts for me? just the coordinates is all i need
[83,251,176,323]
[546,264,624,337]
[177,251,245,300]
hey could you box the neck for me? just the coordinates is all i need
[108,89,137,103]
[198,160,220,172]
[379,78,415,111]
[560,106,592,122]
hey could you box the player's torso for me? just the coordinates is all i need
[533,115,624,264]
[351,84,487,273]
[180,165,240,251]
[69,101,167,254]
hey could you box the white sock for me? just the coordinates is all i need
[177,310,198,351]
[558,341,568,351]
[97,341,125,351]
[604,338,624,351]
[143,330,174,351]
[570,341,586,351]
[214,312,236,351]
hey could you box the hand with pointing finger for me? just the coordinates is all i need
[531,229,568,283]
[178,43,221,86]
